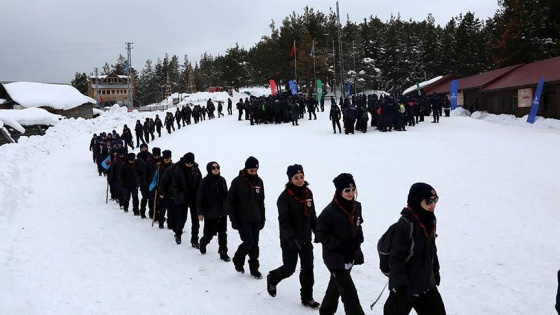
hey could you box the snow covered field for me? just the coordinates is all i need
[1,89,560,314]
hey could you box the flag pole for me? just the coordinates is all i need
[294,40,297,84]
[332,39,337,98]
[312,40,317,96]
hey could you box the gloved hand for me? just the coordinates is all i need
[288,238,301,250]
[338,240,355,262]
[435,272,441,286]
[353,249,364,265]
[231,221,239,230]
[259,220,265,230]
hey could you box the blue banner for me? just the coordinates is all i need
[527,77,545,124]
[288,80,298,95]
[101,156,111,170]
[149,169,159,191]
[450,80,459,110]
[346,82,351,96]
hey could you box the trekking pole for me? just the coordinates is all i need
[370,281,388,310]
[151,189,158,227]
[105,182,109,204]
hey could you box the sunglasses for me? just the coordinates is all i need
[212,165,220,170]
[426,196,439,205]
[343,187,356,193]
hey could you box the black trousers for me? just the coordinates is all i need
[383,287,446,315]
[319,268,364,315]
[234,221,260,265]
[175,202,200,243]
[200,216,228,253]
[140,186,152,214]
[269,241,315,301]
[332,119,341,133]
[121,187,139,212]
[163,196,176,229]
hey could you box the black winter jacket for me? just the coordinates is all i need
[389,207,440,295]
[227,170,265,225]
[277,183,317,246]
[172,162,202,205]
[316,196,364,270]
[158,162,175,197]
[119,160,138,190]
[197,174,228,220]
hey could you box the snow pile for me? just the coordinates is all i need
[0,108,62,127]
[470,111,560,130]
[2,82,96,110]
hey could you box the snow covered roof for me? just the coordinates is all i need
[402,76,443,95]
[0,108,63,132]
[2,82,96,110]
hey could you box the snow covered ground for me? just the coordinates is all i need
[1,89,560,314]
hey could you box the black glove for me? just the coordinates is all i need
[435,272,441,286]
[231,221,239,230]
[259,220,265,230]
[288,238,301,250]
[353,249,364,265]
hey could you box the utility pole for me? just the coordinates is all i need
[332,39,337,98]
[352,40,357,95]
[125,42,134,109]
[94,67,99,108]
[336,0,345,97]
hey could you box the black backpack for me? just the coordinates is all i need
[377,216,414,276]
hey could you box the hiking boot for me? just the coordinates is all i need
[220,253,231,262]
[199,242,207,255]
[267,274,277,297]
[175,234,181,245]
[232,256,245,274]
[251,270,263,279]
[191,242,200,249]
[140,213,146,219]
[302,300,320,309]
[158,221,164,229]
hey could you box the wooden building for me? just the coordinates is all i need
[88,72,135,107]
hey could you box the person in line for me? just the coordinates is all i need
[383,182,446,315]
[316,173,365,315]
[267,164,320,309]
[197,161,230,262]
[172,152,202,247]
[228,156,265,279]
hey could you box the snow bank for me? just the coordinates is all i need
[0,108,62,128]
[2,82,96,110]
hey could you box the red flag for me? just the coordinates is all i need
[269,79,277,96]
[289,43,295,58]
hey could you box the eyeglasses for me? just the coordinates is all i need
[212,165,220,170]
[426,196,439,205]
[343,187,356,193]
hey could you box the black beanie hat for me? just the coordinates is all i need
[206,161,219,173]
[332,173,356,194]
[152,147,161,156]
[127,153,136,161]
[407,182,437,209]
[286,164,304,180]
[117,147,126,155]
[244,156,259,169]
[162,150,172,159]
[140,143,148,150]
[183,152,195,164]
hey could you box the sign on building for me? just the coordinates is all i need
[517,88,533,107]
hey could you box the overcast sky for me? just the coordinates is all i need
[0,0,499,84]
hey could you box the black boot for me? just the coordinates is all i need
[232,247,247,274]
[249,260,262,279]
[175,233,182,245]
[220,252,231,262]
[199,236,209,255]
[266,268,285,297]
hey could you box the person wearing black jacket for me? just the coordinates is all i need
[134,120,145,148]
[145,147,160,220]
[119,153,140,214]
[228,156,265,279]
[197,161,230,262]
[316,173,365,315]
[156,150,176,230]
[329,104,342,134]
[154,115,163,137]
[267,164,320,309]
[384,182,445,315]
[136,144,152,219]
[172,152,202,247]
